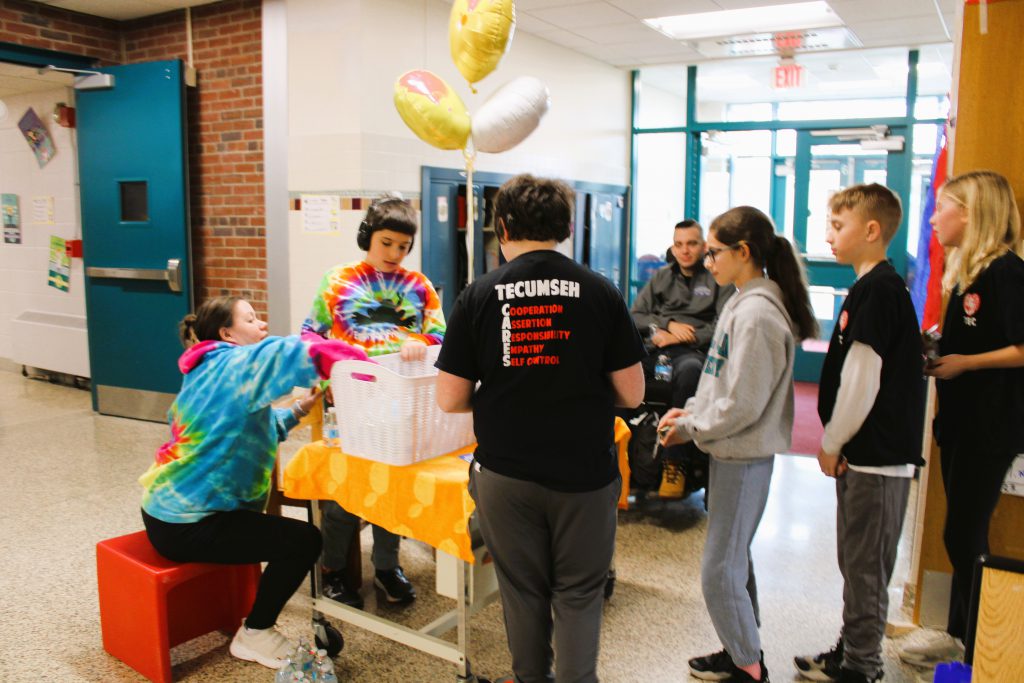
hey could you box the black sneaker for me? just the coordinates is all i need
[374,566,416,604]
[689,649,735,681]
[837,668,882,683]
[322,570,364,609]
[794,637,843,681]
[723,662,769,683]
[794,638,843,679]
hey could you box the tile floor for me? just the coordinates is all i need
[0,360,937,682]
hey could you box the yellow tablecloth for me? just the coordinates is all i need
[283,442,478,563]
[282,418,632,564]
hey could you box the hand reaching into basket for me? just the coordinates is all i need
[400,339,428,361]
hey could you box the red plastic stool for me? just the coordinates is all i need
[96,530,261,682]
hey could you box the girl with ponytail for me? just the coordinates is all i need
[658,206,815,683]
[142,296,368,669]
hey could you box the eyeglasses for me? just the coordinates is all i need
[704,241,746,264]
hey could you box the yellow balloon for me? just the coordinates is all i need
[393,70,471,150]
[449,0,516,86]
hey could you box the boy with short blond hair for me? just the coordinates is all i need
[794,183,925,683]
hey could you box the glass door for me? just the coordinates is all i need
[790,128,909,381]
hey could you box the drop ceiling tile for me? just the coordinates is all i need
[527,2,636,29]
[514,12,561,34]
[605,0,721,19]
[528,27,601,49]
[570,21,673,44]
[514,0,593,10]
[712,0,800,9]
[614,40,707,59]
[44,0,163,20]
[849,17,949,45]
[830,0,938,23]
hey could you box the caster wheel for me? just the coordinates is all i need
[314,621,344,657]
[603,568,616,600]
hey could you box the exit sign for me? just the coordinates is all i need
[773,63,804,89]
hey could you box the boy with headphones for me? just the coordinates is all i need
[302,194,446,607]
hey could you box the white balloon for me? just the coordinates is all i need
[471,77,550,154]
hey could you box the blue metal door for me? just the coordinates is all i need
[589,192,625,289]
[77,60,192,421]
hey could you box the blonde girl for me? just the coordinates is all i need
[900,170,1024,667]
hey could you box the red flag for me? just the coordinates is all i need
[922,140,948,330]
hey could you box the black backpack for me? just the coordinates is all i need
[625,407,664,491]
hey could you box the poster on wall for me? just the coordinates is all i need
[48,235,70,292]
[301,194,341,232]
[2,194,20,244]
[32,196,54,224]
[1003,455,1024,498]
[18,107,56,168]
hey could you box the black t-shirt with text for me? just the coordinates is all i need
[818,261,925,467]
[936,252,1024,452]
[436,250,645,491]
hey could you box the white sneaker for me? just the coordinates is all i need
[229,621,294,669]
[898,630,964,668]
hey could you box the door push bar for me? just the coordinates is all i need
[86,258,182,292]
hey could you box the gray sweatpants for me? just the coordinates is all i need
[702,456,774,668]
[320,500,400,572]
[469,463,620,683]
[837,469,910,677]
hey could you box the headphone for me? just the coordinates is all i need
[356,197,414,251]
[356,220,373,250]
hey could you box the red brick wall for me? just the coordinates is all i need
[0,0,120,64]
[122,0,266,311]
[0,0,266,313]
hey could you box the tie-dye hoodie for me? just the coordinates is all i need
[301,261,445,356]
[140,335,366,523]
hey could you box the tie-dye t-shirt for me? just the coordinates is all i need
[301,261,445,356]
[140,335,366,522]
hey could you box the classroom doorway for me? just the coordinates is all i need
[790,127,908,381]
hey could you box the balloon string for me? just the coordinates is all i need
[464,150,475,285]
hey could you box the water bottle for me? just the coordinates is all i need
[293,637,315,674]
[275,661,296,683]
[312,649,335,680]
[323,408,341,448]
[655,354,672,383]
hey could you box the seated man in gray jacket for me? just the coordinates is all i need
[631,219,734,411]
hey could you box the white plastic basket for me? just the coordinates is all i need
[330,345,475,465]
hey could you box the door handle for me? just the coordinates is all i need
[87,258,183,292]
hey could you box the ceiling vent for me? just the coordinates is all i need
[695,26,861,58]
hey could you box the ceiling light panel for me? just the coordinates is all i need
[645,1,842,41]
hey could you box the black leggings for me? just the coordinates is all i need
[142,508,322,630]
[939,442,1017,638]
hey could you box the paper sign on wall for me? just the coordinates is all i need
[2,194,20,244]
[48,235,70,292]
[18,107,56,168]
[32,196,54,224]
[1002,455,1024,498]
[301,194,341,232]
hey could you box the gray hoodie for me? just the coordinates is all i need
[675,277,796,461]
